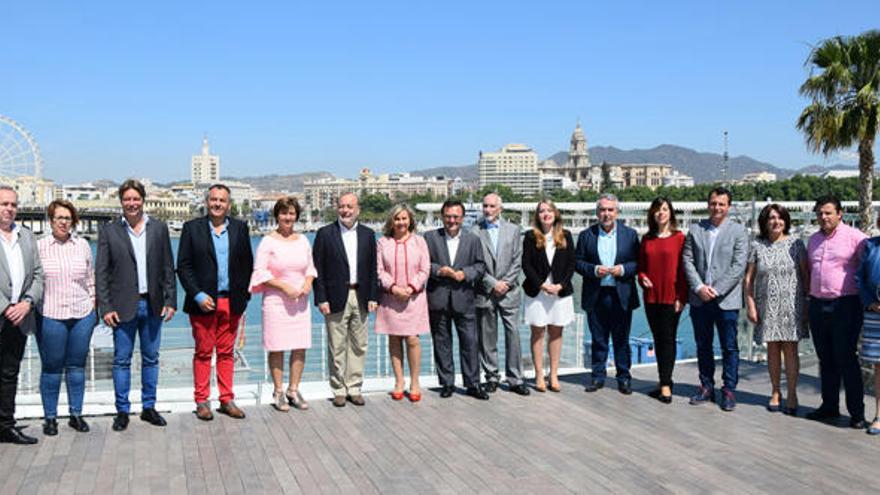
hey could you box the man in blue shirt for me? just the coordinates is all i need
[575,194,640,394]
[177,184,254,421]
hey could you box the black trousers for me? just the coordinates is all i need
[0,321,27,431]
[430,309,480,388]
[809,296,864,419]
[644,303,681,387]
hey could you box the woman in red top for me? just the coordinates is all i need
[637,197,687,403]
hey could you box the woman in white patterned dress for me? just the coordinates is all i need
[744,204,808,415]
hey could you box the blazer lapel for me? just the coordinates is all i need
[0,235,10,298]
[437,228,452,266]
[118,219,137,263]
[332,222,350,272]
[205,217,218,265]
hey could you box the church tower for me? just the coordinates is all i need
[566,121,591,181]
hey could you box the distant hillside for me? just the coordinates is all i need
[408,164,479,180]
[225,172,333,192]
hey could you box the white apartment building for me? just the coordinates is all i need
[741,171,777,183]
[191,136,219,185]
[663,170,695,188]
[478,144,540,196]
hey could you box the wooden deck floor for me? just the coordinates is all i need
[2,361,878,494]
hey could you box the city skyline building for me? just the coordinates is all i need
[191,136,219,185]
[478,143,540,196]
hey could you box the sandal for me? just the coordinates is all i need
[286,388,309,410]
[272,390,290,412]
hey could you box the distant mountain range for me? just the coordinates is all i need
[225,172,333,192]
[413,144,857,184]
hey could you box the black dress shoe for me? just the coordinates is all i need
[43,419,58,436]
[439,385,455,398]
[806,408,841,421]
[584,380,605,393]
[658,394,672,404]
[140,408,167,427]
[618,381,632,395]
[465,386,490,400]
[850,417,868,429]
[68,415,90,433]
[484,381,498,393]
[510,384,531,396]
[0,427,38,445]
[112,413,129,431]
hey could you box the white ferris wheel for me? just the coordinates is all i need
[0,115,42,179]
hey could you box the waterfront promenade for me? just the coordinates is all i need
[2,361,877,494]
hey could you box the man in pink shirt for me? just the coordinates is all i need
[806,195,867,429]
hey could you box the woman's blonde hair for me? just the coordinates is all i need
[531,199,566,249]
[382,203,417,237]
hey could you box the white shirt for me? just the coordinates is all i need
[544,232,556,284]
[339,220,359,284]
[445,229,461,265]
[124,215,149,294]
[0,225,25,304]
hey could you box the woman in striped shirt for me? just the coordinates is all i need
[36,200,97,436]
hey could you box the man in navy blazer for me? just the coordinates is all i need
[575,194,640,394]
[313,192,379,407]
[425,199,488,400]
[96,179,177,432]
[177,184,254,421]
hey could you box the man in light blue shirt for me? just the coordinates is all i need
[575,194,640,394]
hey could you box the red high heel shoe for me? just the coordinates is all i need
[390,390,404,401]
[407,391,421,402]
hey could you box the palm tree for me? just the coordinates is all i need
[797,30,880,230]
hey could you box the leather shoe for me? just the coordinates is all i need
[584,380,604,393]
[484,381,498,393]
[195,402,214,421]
[466,386,490,400]
[618,381,632,395]
[332,395,346,407]
[510,384,530,396]
[112,413,129,432]
[68,415,90,432]
[0,427,38,445]
[850,417,868,429]
[218,401,245,419]
[43,419,58,436]
[439,385,455,398]
[806,408,840,421]
[140,408,167,427]
[347,394,365,406]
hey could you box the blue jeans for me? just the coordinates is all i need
[35,312,97,418]
[113,299,163,413]
[691,301,739,391]
[587,288,633,383]
[809,296,864,418]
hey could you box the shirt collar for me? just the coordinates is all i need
[209,217,230,234]
[599,224,616,238]
[49,233,77,245]
[339,220,358,233]
[122,213,149,229]
[445,228,461,240]
[484,218,500,229]
[0,224,20,243]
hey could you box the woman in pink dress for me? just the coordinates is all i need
[249,197,316,412]
[376,204,430,402]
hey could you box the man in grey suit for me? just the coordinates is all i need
[0,186,43,445]
[96,179,177,432]
[426,199,488,400]
[472,193,528,395]
[682,186,749,411]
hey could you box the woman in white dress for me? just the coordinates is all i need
[522,200,576,392]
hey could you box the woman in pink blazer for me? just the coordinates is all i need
[376,204,431,402]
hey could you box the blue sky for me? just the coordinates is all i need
[3,1,876,183]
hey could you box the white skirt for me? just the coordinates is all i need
[524,291,575,327]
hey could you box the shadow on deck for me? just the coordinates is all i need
[1,361,878,494]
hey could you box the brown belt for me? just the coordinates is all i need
[348,283,359,289]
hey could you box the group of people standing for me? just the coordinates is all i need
[1,180,879,446]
